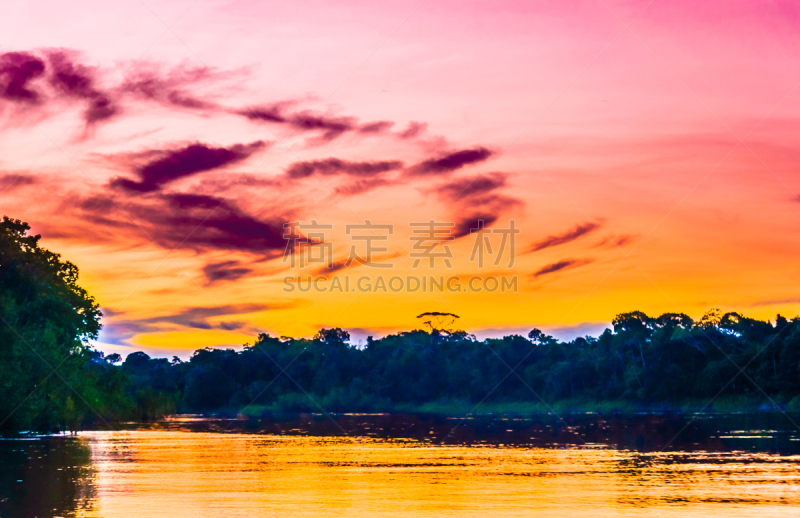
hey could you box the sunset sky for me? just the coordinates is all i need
[2,0,799,358]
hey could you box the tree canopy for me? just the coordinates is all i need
[0,217,109,433]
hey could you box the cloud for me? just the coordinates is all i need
[398,121,427,139]
[532,258,594,278]
[46,50,119,126]
[359,121,394,134]
[154,192,288,253]
[593,234,634,248]
[238,103,288,123]
[436,172,507,199]
[749,296,800,307]
[239,104,357,141]
[432,172,522,238]
[202,260,254,284]
[0,173,39,193]
[288,112,356,141]
[284,158,404,196]
[2,50,248,134]
[334,177,393,196]
[142,303,270,329]
[407,147,493,176]
[72,190,291,255]
[110,141,266,193]
[100,303,281,344]
[529,221,602,252]
[452,214,499,239]
[285,158,403,179]
[119,64,220,110]
[0,52,46,104]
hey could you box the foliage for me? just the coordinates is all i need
[114,310,800,416]
[0,217,117,433]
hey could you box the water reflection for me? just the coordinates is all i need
[3,414,800,517]
[0,436,95,517]
[135,412,800,453]
[81,432,800,517]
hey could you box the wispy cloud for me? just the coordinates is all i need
[406,147,493,176]
[528,221,602,252]
[532,258,594,278]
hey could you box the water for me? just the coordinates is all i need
[2,414,800,517]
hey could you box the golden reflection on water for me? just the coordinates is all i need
[64,431,800,517]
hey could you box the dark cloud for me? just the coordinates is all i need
[72,190,291,255]
[285,158,403,179]
[110,141,266,193]
[407,147,493,177]
[239,105,357,141]
[143,303,269,329]
[240,104,287,123]
[529,222,602,252]
[154,192,287,253]
[437,172,507,199]
[284,158,404,197]
[434,173,522,239]
[100,303,279,343]
[202,260,254,284]
[532,258,594,278]
[453,214,499,239]
[47,50,119,125]
[359,121,394,134]
[2,48,433,150]
[0,173,38,193]
[166,90,214,109]
[0,52,46,104]
[288,112,356,141]
[399,121,427,139]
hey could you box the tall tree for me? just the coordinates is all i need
[0,217,102,433]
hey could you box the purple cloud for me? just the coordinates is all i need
[119,64,218,110]
[239,105,357,141]
[399,121,427,139]
[359,121,394,134]
[0,52,46,104]
[407,147,493,176]
[285,158,403,179]
[434,172,522,239]
[47,50,119,125]
[110,141,266,193]
[529,222,602,252]
[0,173,39,193]
[453,214,500,239]
[437,172,507,199]
[202,260,254,284]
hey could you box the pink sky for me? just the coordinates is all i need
[1,0,799,357]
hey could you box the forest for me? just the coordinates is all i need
[2,216,800,433]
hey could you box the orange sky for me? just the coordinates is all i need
[1,0,799,357]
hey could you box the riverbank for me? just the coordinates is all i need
[231,395,800,419]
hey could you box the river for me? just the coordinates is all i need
[2,413,799,517]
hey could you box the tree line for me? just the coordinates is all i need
[2,216,800,433]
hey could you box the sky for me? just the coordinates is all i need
[1,0,799,358]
